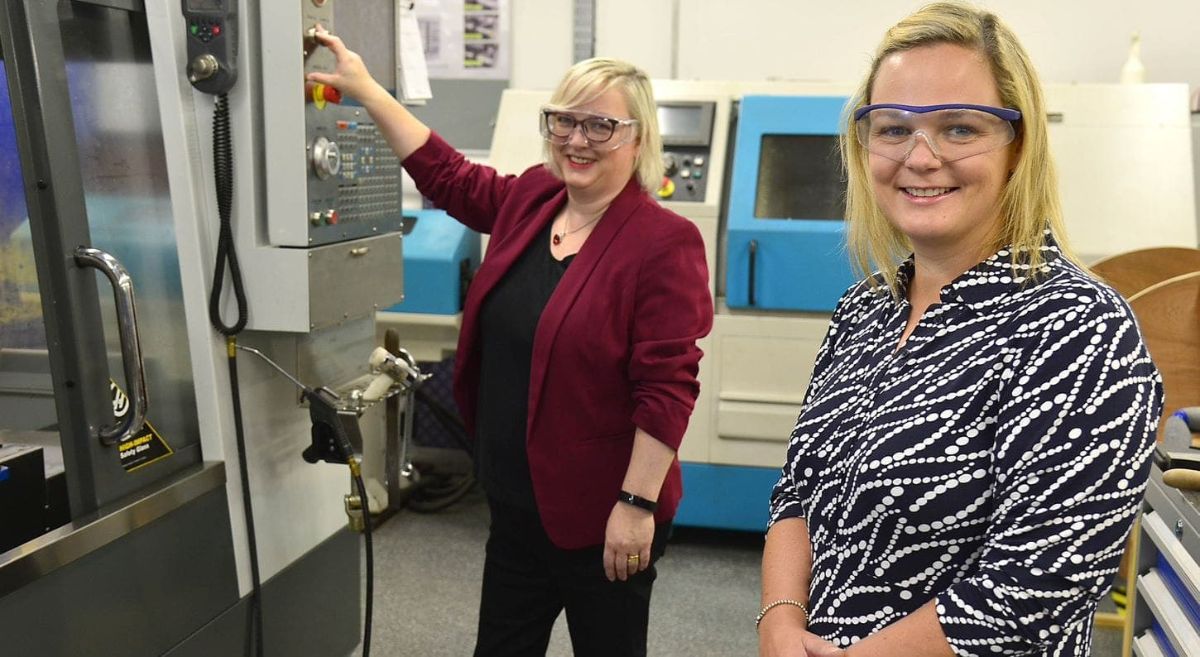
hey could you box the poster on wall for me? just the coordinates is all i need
[414,0,510,80]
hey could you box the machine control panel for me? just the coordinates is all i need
[656,101,716,203]
[181,0,238,94]
[301,1,403,246]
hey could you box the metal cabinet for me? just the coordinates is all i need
[1131,467,1200,656]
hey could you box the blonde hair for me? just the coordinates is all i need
[542,57,664,191]
[841,1,1083,293]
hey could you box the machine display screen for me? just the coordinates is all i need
[657,104,711,145]
[753,134,845,220]
[186,0,225,10]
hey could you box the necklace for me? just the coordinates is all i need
[552,212,603,246]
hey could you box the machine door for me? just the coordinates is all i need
[724,95,856,311]
[0,0,204,539]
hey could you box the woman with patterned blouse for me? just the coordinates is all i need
[758,4,1164,657]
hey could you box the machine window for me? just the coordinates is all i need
[754,134,845,220]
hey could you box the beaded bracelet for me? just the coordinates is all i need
[755,599,809,632]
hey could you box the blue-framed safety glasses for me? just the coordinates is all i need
[853,103,1022,163]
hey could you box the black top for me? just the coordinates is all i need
[475,220,573,509]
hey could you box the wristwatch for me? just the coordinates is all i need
[617,490,658,513]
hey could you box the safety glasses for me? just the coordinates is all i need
[540,107,638,150]
[853,103,1021,163]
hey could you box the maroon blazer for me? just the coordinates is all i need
[403,133,713,549]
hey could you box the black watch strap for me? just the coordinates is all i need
[617,490,658,513]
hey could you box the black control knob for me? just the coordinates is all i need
[662,153,678,177]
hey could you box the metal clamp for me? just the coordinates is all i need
[74,247,147,446]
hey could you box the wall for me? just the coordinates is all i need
[509,0,1200,93]
[674,0,1200,89]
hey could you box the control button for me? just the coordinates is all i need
[656,176,675,199]
[686,182,695,192]
[683,157,692,167]
[212,24,222,37]
[680,169,690,179]
[694,156,705,167]
[692,169,703,180]
[190,23,199,35]
[188,54,220,83]
[322,209,339,225]
[310,212,323,226]
[662,154,678,177]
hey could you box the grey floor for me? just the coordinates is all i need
[362,486,1125,656]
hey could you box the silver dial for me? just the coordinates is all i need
[310,136,341,179]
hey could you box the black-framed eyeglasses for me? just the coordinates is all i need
[540,107,638,149]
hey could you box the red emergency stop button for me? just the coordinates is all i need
[306,82,343,109]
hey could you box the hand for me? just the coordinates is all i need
[603,501,655,582]
[305,25,388,106]
[758,611,845,657]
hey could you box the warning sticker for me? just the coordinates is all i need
[110,380,174,472]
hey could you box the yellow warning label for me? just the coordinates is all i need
[110,380,174,472]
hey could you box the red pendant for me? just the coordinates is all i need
[552,233,562,246]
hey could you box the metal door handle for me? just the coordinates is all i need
[748,239,758,307]
[74,247,148,446]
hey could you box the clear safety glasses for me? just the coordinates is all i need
[540,107,638,151]
[853,103,1021,163]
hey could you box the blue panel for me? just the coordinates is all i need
[673,462,780,532]
[387,209,480,315]
[725,95,857,311]
[1156,553,1200,631]
[1151,622,1180,657]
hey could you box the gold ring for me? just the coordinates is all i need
[627,554,640,563]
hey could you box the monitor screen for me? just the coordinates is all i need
[657,104,708,143]
[186,0,225,11]
[754,135,845,220]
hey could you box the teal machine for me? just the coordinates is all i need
[724,95,856,311]
[386,210,480,315]
[674,93,855,532]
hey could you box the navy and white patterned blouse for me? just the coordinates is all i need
[768,238,1163,656]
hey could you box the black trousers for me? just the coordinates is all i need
[473,497,671,657]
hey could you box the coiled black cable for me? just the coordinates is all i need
[204,93,261,657]
[209,93,247,336]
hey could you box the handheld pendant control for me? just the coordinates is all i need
[182,0,238,94]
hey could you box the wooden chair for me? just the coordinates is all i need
[1128,271,1200,436]
[1091,247,1200,300]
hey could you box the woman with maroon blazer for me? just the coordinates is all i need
[310,29,713,657]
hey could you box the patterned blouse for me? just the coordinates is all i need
[768,238,1163,656]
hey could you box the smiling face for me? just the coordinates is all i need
[867,43,1017,260]
[549,87,641,203]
